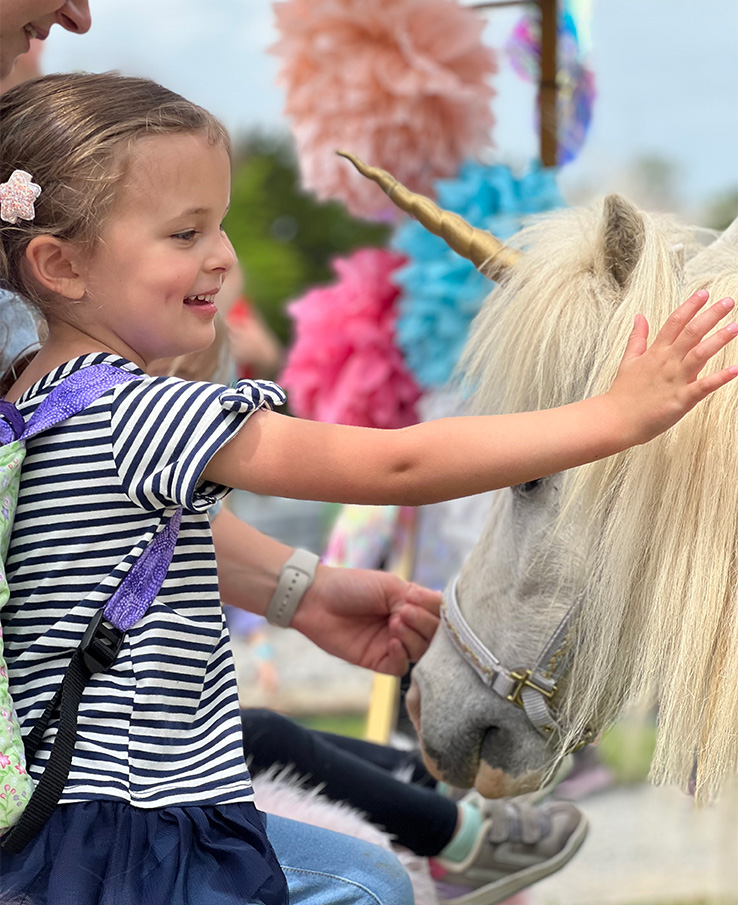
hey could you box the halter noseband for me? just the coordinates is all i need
[441,576,591,748]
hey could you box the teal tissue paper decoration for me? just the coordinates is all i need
[391,161,563,389]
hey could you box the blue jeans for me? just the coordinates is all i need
[266,814,414,905]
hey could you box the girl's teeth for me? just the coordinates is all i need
[185,294,214,304]
[24,24,39,39]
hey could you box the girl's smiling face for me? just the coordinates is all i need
[75,131,236,367]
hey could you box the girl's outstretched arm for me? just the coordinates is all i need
[204,291,737,505]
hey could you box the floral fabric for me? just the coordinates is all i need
[0,439,33,831]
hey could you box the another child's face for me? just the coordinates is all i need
[78,131,235,367]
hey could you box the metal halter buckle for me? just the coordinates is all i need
[506,669,557,709]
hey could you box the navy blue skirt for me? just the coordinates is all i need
[0,800,287,905]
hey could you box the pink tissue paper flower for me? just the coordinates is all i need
[280,248,421,429]
[272,0,497,219]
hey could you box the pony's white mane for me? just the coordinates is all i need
[461,202,738,803]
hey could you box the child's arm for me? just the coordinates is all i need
[204,291,737,505]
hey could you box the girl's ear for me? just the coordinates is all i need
[24,236,86,300]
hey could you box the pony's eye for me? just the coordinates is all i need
[513,479,544,495]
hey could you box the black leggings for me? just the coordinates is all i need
[240,708,458,857]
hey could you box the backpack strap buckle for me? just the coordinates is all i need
[80,609,124,674]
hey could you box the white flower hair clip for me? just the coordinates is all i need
[0,169,42,225]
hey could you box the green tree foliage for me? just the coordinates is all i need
[702,187,738,231]
[223,132,391,344]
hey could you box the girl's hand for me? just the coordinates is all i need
[607,290,738,445]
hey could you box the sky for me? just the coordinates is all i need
[40,0,738,221]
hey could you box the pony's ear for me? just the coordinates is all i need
[685,214,738,277]
[602,194,646,289]
[706,215,738,252]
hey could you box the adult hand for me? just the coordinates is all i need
[211,507,440,673]
[291,565,441,676]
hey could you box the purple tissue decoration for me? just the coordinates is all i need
[506,7,597,166]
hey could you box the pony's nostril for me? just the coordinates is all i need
[480,724,501,763]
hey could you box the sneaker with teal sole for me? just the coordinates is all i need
[434,798,588,905]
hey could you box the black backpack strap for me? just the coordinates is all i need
[2,651,91,853]
[1,562,133,855]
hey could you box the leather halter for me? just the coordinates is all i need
[441,576,590,747]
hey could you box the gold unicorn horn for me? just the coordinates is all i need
[337,150,521,281]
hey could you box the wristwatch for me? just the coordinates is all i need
[265,548,320,627]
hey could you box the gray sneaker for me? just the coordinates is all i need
[434,799,588,905]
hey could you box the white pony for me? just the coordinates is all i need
[342,152,738,806]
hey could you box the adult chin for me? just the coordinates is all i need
[0,31,29,80]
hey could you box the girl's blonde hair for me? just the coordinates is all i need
[0,71,230,316]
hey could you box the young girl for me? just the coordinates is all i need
[0,72,735,905]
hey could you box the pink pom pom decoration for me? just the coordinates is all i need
[271,0,498,219]
[279,248,421,429]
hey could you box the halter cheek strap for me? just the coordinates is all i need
[441,575,587,744]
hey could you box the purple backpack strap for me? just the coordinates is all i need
[2,361,182,632]
[8,359,184,639]
[77,507,182,676]
[22,363,141,440]
[0,400,24,443]
[2,363,185,854]
[1,363,141,445]
[103,508,183,631]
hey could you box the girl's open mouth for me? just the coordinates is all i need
[184,294,216,307]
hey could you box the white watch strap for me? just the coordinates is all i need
[265,548,320,627]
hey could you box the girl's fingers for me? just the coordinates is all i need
[620,313,649,361]
[690,365,738,403]
[672,297,736,356]
[652,289,711,346]
[685,322,738,376]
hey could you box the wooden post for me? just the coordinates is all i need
[364,674,401,744]
[471,0,559,164]
[538,0,558,166]
[364,508,418,744]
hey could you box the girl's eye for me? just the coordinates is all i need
[172,230,197,242]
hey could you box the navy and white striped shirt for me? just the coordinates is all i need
[4,353,285,808]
